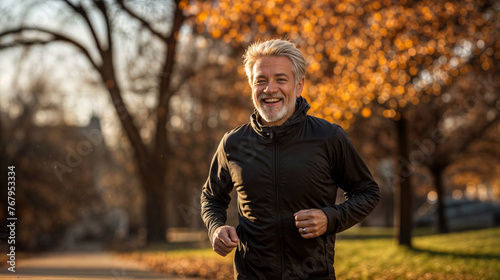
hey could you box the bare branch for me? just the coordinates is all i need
[0,39,58,51]
[93,0,112,52]
[116,0,167,42]
[0,27,100,71]
[159,2,185,103]
[61,0,104,54]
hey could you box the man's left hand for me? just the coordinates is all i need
[294,209,328,239]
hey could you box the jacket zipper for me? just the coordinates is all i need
[271,129,285,279]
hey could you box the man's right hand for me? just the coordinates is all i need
[212,225,239,257]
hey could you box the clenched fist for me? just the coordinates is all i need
[212,225,239,257]
[294,209,328,239]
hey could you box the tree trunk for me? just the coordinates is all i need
[433,167,449,233]
[394,117,413,247]
[144,174,168,243]
[105,81,169,243]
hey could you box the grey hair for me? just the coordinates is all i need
[243,39,306,87]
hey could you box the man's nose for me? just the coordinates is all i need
[264,81,278,94]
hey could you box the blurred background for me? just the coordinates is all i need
[0,0,498,253]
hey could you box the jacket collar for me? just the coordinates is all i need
[250,96,310,143]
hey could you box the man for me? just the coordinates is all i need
[201,39,380,279]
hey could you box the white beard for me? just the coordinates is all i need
[254,90,297,124]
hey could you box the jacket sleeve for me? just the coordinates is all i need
[200,135,233,243]
[322,125,380,234]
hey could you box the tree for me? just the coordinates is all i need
[412,71,499,233]
[0,0,192,243]
[196,0,499,247]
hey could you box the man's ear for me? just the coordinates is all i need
[296,77,305,97]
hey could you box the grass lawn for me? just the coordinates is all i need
[334,227,499,279]
[118,227,500,279]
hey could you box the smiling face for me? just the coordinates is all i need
[251,56,304,126]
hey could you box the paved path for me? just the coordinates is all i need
[0,251,201,280]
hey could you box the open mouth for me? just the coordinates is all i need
[262,98,282,104]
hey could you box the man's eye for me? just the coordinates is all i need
[256,80,266,84]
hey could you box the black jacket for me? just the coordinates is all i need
[201,97,380,279]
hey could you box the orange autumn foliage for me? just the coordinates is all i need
[192,0,499,129]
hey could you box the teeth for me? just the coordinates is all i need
[263,98,280,103]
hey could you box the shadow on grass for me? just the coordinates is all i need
[411,247,500,260]
[336,227,437,240]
